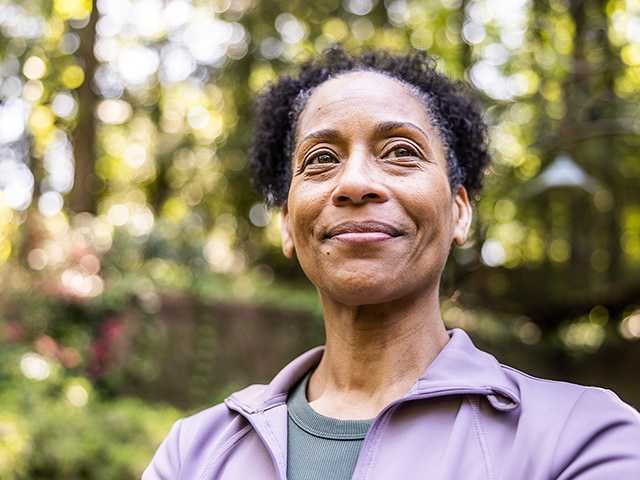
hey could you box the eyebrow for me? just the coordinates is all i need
[374,121,432,141]
[298,121,432,149]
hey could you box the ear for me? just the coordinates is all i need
[451,185,472,246]
[280,200,296,259]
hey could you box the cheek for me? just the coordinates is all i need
[287,182,328,247]
[404,177,452,234]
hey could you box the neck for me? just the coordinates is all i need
[306,285,450,420]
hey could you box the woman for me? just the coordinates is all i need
[143,46,640,479]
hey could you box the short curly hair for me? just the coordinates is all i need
[248,45,491,207]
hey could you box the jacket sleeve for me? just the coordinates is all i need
[142,419,184,480]
[552,387,640,479]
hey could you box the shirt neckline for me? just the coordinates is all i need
[287,369,374,440]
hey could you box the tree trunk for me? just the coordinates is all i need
[597,0,623,282]
[564,0,591,283]
[68,1,99,214]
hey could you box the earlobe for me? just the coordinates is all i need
[280,201,296,259]
[452,186,472,246]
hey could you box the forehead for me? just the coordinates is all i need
[295,70,434,140]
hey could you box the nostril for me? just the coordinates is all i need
[334,192,383,204]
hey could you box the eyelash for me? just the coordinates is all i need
[383,145,420,159]
[305,151,337,166]
[303,145,420,169]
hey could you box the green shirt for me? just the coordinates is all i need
[286,370,374,480]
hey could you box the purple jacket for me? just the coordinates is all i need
[142,328,640,479]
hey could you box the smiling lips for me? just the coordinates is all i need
[324,221,403,243]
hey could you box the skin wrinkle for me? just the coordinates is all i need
[294,121,437,172]
[279,71,473,420]
[249,48,491,208]
[285,69,455,193]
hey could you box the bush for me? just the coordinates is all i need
[0,345,181,480]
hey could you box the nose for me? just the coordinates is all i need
[331,149,389,206]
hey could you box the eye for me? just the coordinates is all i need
[383,145,419,159]
[306,151,338,166]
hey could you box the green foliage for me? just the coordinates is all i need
[0,345,180,480]
[0,0,638,343]
[1,0,640,475]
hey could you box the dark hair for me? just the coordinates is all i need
[248,45,491,207]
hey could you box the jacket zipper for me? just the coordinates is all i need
[226,386,499,480]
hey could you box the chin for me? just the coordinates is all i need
[316,271,406,306]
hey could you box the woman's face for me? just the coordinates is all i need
[281,70,471,305]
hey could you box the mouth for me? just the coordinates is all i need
[324,221,404,243]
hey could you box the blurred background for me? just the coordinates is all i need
[0,0,639,477]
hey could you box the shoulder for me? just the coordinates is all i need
[176,402,238,449]
[500,362,637,411]
[550,386,640,478]
[177,382,272,442]
[500,362,639,423]
[499,364,640,478]
[142,384,269,480]
[501,363,600,404]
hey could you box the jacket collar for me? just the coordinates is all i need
[226,328,521,414]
